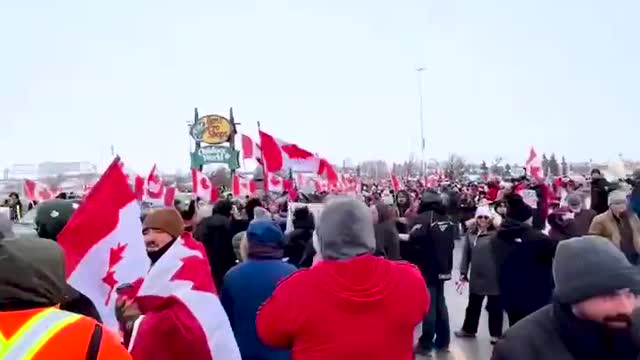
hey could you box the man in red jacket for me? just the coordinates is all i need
[257,196,429,360]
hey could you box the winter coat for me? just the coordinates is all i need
[591,178,612,215]
[547,213,580,242]
[492,302,639,360]
[630,186,640,218]
[491,218,556,316]
[283,208,315,268]
[460,229,499,295]
[573,208,597,236]
[530,183,551,231]
[406,195,456,284]
[373,203,401,260]
[194,213,238,291]
[221,259,297,360]
[589,210,640,254]
[256,255,428,360]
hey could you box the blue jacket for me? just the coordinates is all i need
[220,259,297,360]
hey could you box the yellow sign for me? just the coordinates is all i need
[191,115,233,145]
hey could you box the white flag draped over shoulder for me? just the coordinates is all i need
[58,158,150,332]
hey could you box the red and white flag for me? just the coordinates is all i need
[128,232,241,360]
[135,165,176,206]
[391,174,403,191]
[23,179,57,202]
[264,172,293,193]
[241,133,261,161]
[312,177,329,193]
[259,130,321,173]
[58,158,150,332]
[231,174,257,197]
[525,147,543,181]
[191,169,219,203]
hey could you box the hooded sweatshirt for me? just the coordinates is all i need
[256,255,428,360]
[257,197,428,359]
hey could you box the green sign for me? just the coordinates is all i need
[191,146,240,170]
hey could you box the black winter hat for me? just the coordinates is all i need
[505,194,533,222]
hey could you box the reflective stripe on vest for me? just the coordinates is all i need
[0,307,82,360]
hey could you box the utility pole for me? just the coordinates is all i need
[228,107,240,179]
[417,67,426,176]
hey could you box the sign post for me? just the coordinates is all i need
[189,108,241,186]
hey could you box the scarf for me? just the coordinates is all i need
[147,238,178,265]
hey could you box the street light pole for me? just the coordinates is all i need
[416,67,426,175]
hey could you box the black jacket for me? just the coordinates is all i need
[284,206,316,268]
[492,302,639,360]
[591,178,612,215]
[491,218,556,316]
[406,194,456,284]
[194,213,238,291]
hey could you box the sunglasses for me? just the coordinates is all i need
[476,216,490,220]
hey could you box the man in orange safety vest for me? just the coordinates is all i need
[0,235,131,359]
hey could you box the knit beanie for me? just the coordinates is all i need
[553,236,640,304]
[505,194,533,222]
[475,206,492,218]
[608,190,628,206]
[316,196,375,260]
[142,208,184,239]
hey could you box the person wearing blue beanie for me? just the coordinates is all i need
[220,220,296,360]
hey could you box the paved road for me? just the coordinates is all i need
[413,239,499,360]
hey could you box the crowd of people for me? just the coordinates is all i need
[1,168,640,359]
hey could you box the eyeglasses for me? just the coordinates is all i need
[476,216,490,220]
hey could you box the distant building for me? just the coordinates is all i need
[37,161,97,178]
[8,164,39,179]
[7,162,98,179]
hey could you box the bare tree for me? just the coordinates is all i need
[443,154,467,180]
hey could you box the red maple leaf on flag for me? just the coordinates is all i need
[200,177,210,190]
[170,255,217,294]
[102,243,128,305]
[39,190,52,200]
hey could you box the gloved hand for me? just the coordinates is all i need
[115,298,141,331]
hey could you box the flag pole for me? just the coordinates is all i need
[256,121,268,196]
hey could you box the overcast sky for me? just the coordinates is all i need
[1,0,638,174]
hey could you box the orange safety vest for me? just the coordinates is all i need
[0,307,132,360]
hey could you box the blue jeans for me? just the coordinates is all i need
[418,282,450,350]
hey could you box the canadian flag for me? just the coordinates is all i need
[318,158,339,185]
[231,174,257,197]
[128,232,241,359]
[259,130,321,173]
[342,174,360,194]
[23,179,57,202]
[264,172,293,193]
[391,174,403,191]
[525,147,544,180]
[135,165,176,207]
[312,177,329,193]
[58,158,150,332]
[296,173,308,188]
[241,133,261,161]
[191,169,219,203]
